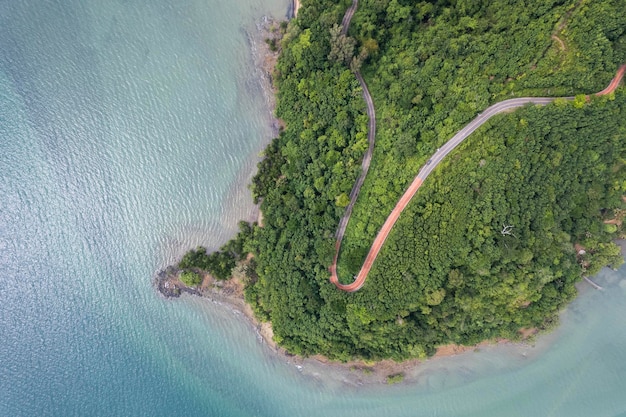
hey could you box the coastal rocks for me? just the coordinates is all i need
[154,265,245,301]
[154,266,200,299]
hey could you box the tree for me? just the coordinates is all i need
[573,94,587,109]
[179,270,202,287]
[328,24,355,65]
[335,193,350,207]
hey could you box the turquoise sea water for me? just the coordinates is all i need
[1,1,626,416]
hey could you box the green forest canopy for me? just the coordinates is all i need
[182,0,626,361]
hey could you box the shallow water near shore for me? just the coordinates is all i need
[2,1,626,416]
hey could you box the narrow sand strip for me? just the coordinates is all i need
[294,0,300,17]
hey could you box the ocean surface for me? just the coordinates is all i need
[1,1,625,416]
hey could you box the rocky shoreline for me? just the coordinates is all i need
[246,15,287,137]
[154,267,247,303]
[155,266,199,298]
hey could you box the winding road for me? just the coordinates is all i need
[329,6,626,293]
[340,0,358,36]
[332,72,376,264]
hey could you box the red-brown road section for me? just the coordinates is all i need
[596,64,626,96]
[331,64,626,292]
[330,176,423,292]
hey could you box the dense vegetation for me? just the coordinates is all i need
[178,222,253,281]
[248,90,626,360]
[338,0,626,279]
[179,0,626,361]
[352,98,625,355]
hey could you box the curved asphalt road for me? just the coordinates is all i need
[333,72,375,254]
[331,64,626,292]
[329,0,378,291]
[340,0,358,35]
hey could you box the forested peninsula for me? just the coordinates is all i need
[168,0,626,361]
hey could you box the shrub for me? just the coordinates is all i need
[386,373,405,384]
[179,270,202,287]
